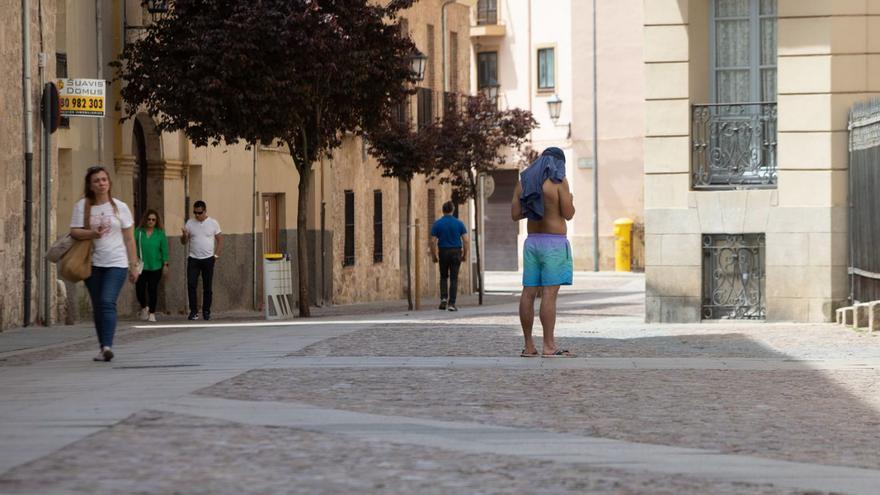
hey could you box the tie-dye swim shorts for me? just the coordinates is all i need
[522,233,573,287]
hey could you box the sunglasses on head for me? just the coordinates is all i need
[87,166,106,173]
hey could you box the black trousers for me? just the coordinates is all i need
[438,248,462,304]
[187,256,215,314]
[135,268,163,313]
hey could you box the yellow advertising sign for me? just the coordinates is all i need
[57,78,106,117]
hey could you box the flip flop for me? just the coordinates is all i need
[520,349,539,358]
[542,349,576,358]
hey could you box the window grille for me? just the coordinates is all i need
[427,189,436,226]
[373,190,383,263]
[417,87,434,129]
[702,234,765,319]
[344,190,355,266]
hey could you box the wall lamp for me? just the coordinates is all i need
[546,93,571,139]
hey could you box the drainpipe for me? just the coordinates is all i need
[252,145,257,310]
[22,0,33,327]
[95,0,104,164]
[441,0,455,93]
[592,0,599,271]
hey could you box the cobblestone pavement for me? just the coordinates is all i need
[198,367,880,471]
[0,411,801,495]
[2,272,878,494]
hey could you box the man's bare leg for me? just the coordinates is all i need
[540,285,562,355]
[519,287,540,355]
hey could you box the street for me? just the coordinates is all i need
[1,272,879,494]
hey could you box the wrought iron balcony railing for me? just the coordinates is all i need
[692,102,777,189]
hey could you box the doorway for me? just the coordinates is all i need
[484,169,519,271]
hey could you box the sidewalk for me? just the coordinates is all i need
[1,271,639,359]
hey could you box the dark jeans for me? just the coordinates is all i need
[136,268,163,313]
[438,248,462,304]
[84,266,128,349]
[187,256,215,315]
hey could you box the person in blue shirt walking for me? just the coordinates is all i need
[430,201,469,311]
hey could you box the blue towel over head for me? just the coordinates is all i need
[519,147,566,221]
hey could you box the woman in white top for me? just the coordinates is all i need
[69,166,140,362]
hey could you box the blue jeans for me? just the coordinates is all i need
[84,267,128,349]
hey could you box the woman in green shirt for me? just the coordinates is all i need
[135,209,169,322]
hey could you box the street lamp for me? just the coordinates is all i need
[546,94,569,138]
[411,49,428,82]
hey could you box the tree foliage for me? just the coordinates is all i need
[113,0,418,316]
[434,95,537,202]
[433,94,537,304]
[366,114,439,184]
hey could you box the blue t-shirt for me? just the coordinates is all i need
[431,215,467,248]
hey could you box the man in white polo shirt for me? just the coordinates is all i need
[181,200,223,320]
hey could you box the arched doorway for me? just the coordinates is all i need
[132,120,149,221]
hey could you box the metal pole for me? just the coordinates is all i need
[41,81,51,325]
[22,0,34,327]
[252,145,258,310]
[592,0,599,272]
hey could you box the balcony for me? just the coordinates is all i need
[692,102,777,190]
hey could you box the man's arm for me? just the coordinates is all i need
[214,233,224,258]
[559,178,575,220]
[430,236,439,262]
[180,223,188,245]
[511,182,523,221]
[460,233,469,264]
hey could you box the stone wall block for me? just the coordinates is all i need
[645,208,700,235]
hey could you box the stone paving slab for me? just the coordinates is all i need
[0,410,801,495]
[197,367,880,471]
[152,398,873,495]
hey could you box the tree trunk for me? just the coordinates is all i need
[405,179,413,310]
[296,166,311,316]
[471,172,483,305]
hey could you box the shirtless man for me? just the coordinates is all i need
[511,154,576,357]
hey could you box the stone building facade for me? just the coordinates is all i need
[2,1,58,329]
[644,0,874,322]
[2,0,473,331]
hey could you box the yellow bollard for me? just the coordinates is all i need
[613,218,633,272]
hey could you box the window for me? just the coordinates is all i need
[56,53,70,128]
[711,0,776,103]
[537,48,555,91]
[417,87,434,129]
[393,97,410,127]
[344,190,355,266]
[477,51,498,89]
[373,190,383,263]
[477,0,497,25]
[427,189,436,226]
